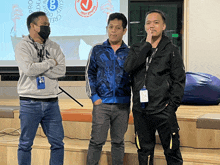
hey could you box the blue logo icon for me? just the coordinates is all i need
[47,0,58,11]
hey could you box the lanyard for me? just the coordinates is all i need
[146,48,158,71]
[144,48,158,86]
[29,35,45,62]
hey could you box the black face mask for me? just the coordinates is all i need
[38,26,51,40]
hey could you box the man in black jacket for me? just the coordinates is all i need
[124,10,185,165]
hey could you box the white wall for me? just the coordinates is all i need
[188,0,220,78]
[121,0,128,45]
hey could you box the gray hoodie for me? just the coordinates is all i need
[15,35,66,98]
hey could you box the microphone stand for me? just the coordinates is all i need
[58,86,83,107]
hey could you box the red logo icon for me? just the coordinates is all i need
[81,0,93,11]
[75,0,98,17]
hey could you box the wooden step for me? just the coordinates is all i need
[0,135,220,165]
[1,99,220,149]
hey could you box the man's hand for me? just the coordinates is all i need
[94,99,102,105]
[146,29,153,44]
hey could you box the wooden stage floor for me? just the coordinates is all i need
[0,99,220,164]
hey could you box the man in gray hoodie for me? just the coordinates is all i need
[15,11,66,165]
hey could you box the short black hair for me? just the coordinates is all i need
[107,13,127,29]
[27,11,46,30]
[145,10,166,24]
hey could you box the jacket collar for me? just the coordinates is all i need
[24,35,50,46]
[103,39,128,49]
[157,35,171,51]
[141,35,171,51]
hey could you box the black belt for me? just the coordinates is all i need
[20,96,58,102]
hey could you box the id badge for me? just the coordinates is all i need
[140,86,148,103]
[36,76,45,89]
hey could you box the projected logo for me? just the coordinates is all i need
[27,0,64,23]
[75,0,98,17]
[47,0,58,11]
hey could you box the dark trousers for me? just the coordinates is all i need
[133,106,183,165]
[87,103,130,165]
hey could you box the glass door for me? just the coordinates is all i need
[129,0,183,53]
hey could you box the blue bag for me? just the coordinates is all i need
[181,72,220,105]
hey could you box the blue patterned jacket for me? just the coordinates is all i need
[85,39,131,104]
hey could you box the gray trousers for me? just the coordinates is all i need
[87,103,130,165]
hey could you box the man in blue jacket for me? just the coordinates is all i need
[85,13,131,165]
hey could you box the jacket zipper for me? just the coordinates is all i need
[166,80,170,88]
[112,46,125,103]
[113,51,116,103]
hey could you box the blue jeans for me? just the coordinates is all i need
[87,103,130,165]
[18,99,64,165]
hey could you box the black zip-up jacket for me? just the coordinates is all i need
[124,35,186,114]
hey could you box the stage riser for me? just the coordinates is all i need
[0,144,219,165]
[38,120,220,149]
[1,111,220,149]
[1,110,220,149]
[1,100,220,164]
